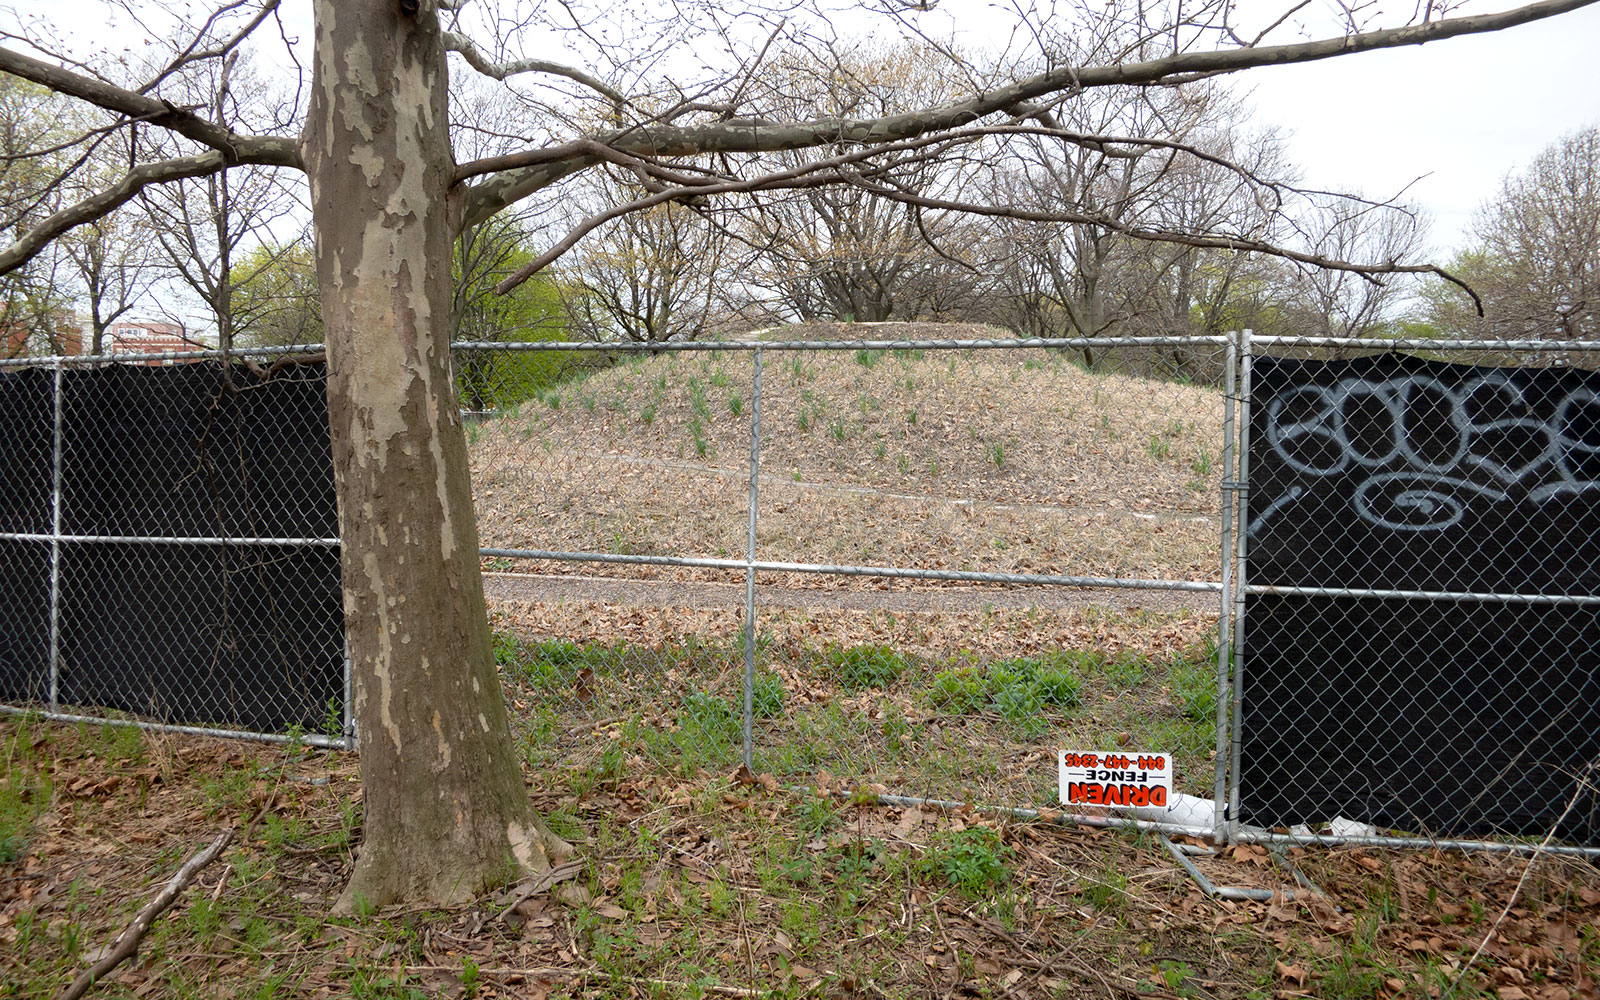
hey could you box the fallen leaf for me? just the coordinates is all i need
[1275,961,1309,988]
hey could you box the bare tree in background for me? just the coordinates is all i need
[729,42,995,324]
[1276,195,1428,340]
[137,48,300,352]
[0,0,1587,910]
[983,75,1294,364]
[560,171,730,342]
[1423,125,1598,341]
[60,119,160,354]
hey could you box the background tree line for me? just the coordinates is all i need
[2,38,1593,375]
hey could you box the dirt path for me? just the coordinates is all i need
[482,570,1218,617]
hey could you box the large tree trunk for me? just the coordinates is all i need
[301,0,570,912]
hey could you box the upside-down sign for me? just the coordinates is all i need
[1059,751,1173,809]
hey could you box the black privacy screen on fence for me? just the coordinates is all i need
[0,362,342,734]
[1240,352,1600,842]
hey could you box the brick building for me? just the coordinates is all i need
[102,321,202,363]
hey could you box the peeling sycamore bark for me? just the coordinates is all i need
[301,0,570,910]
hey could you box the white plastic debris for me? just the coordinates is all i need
[1328,816,1379,837]
[1132,791,1217,827]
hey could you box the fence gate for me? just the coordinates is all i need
[1223,332,1600,856]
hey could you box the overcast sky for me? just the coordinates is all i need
[1228,1,1600,255]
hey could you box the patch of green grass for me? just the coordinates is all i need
[679,691,742,747]
[1100,649,1150,688]
[795,794,838,836]
[927,655,1082,717]
[1081,851,1128,913]
[200,765,256,818]
[689,416,709,457]
[986,440,1005,469]
[821,644,907,690]
[753,672,786,719]
[919,826,1012,898]
[495,635,632,690]
[1167,647,1218,723]
[687,376,711,423]
[0,763,48,864]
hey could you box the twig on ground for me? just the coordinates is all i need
[57,828,233,1000]
[490,858,585,924]
[209,863,231,903]
[1445,757,1599,999]
[403,964,774,996]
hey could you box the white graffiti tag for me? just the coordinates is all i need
[1260,373,1600,533]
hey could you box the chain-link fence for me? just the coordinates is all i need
[3,328,1596,855]
[0,348,347,748]
[1230,333,1600,856]
[463,327,1232,842]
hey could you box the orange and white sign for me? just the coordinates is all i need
[1059,751,1172,809]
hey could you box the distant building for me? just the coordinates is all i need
[103,320,202,364]
[1,309,83,358]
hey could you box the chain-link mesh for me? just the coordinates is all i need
[461,326,1229,826]
[0,350,345,744]
[10,330,1592,853]
[1233,336,1600,850]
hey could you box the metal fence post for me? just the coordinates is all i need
[1211,332,1239,842]
[741,348,763,769]
[1226,329,1255,843]
[47,359,64,712]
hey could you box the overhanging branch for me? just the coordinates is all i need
[846,176,1486,315]
[0,44,301,165]
[443,30,625,110]
[0,151,237,278]
[458,0,1596,227]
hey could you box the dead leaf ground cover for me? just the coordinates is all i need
[4,714,1599,1000]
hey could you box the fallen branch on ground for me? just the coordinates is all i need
[58,828,233,1000]
[404,964,773,997]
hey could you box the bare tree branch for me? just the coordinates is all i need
[442,30,625,109]
[0,45,300,164]
[0,150,238,278]
[459,0,1597,227]
[845,173,1484,313]
[137,0,282,96]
